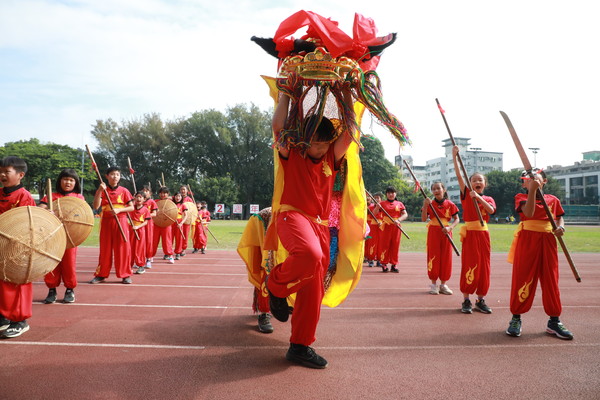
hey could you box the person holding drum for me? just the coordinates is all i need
[39,168,85,303]
[0,156,36,338]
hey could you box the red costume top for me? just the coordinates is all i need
[197,209,211,224]
[367,203,382,226]
[100,185,133,219]
[461,188,495,222]
[131,205,151,226]
[40,191,84,205]
[144,198,158,215]
[515,192,564,221]
[174,202,188,223]
[0,185,36,213]
[379,199,405,223]
[280,147,337,219]
[426,198,459,224]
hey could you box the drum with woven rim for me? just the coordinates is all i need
[53,196,94,248]
[153,199,178,228]
[0,206,67,284]
[183,201,198,225]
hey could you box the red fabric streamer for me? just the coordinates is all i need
[437,103,445,114]
[413,180,421,193]
[129,167,135,175]
[91,162,97,170]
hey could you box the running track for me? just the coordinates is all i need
[1,248,599,399]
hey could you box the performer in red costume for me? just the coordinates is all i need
[452,146,496,314]
[374,187,408,273]
[141,186,158,269]
[90,167,135,284]
[172,192,188,260]
[193,201,211,254]
[0,156,36,338]
[421,182,459,295]
[39,168,85,303]
[364,192,383,267]
[130,191,151,274]
[505,170,573,340]
[151,187,175,264]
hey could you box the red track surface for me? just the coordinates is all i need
[1,248,599,399]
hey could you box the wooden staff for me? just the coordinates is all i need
[403,160,460,256]
[436,98,485,226]
[365,190,409,239]
[46,178,53,213]
[366,205,381,225]
[127,157,137,194]
[161,172,166,187]
[500,111,581,282]
[85,145,133,242]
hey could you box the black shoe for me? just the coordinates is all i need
[382,266,389,273]
[546,320,573,340]
[1,321,29,339]
[461,299,473,314]
[286,343,328,369]
[506,317,522,337]
[122,277,132,284]
[44,288,57,304]
[192,249,199,254]
[163,255,169,260]
[89,276,105,284]
[266,278,290,322]
[180,251,186,257]
[390,265,399,273]
[200,248,205,254]
[63,289,75,303]
[175,254,180,260]
[0,316,11,331]
[475,298,492,314]
[257,313,274,334]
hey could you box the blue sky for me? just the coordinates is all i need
[1,0,599,170]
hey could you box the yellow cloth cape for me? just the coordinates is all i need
[261,75,366,308]
[237,214,269,295]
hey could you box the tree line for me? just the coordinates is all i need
[0,102,562,218]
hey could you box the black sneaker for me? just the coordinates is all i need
[0,316,10,331]
[192,248,199,254]
[286,343,328,369]
[382,266,389,273]
[266,277,290,323]
[64,289,75,303]
[89,276,105,284]
[506,317,522,337]
[180,251,186,257]
[122,277,132,284]
[200,248,205,254]
[546,320,574,340]
[1,321,29,339]
[257,313,274,334]
[475,298,492,314]
[461,299,473,314]
[44,288,57,304]
[163,255,169,260]
[390,265,399,273]
[175,254,180,260]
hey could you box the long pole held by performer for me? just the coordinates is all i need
[127,157,137,194]
[403,160,459,256]
[435,98,485,227]
[499,111,581,282]
[366,190,410,240]
[47,178,53,213]
[85,145,137,242]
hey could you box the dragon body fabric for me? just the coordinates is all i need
[246,10,408,307]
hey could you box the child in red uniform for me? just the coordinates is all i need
[142,186,158,269]
[364,192,383,267]
[172,192,188,260]
[452,146,496,314]
[266,92,353,369]
[505,170,573,339]
[39,168,85,303]
[90,167,135,284]
[421,182,459,295]
[374,187,408,273]
[0,156,36,338]
[176,186,193,257]
[131,191,151,274]
[151,187,175,264]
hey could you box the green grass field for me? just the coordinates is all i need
[81,219,600,253]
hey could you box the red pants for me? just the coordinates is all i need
[193,224,207,249]
[365,224,379,261]
[144,220,154,260]
[172,224,186,254]
[459,230,491,296]
[0,281,33,322]
[379,223,401,265]
[267,211,329,346]
[151,224,174,257]
[181,223,191,250]
[130,227,147,267]
[96,216,132,279]
[510,230,561,316]
[45,247,78,289]
[427,226,453,282]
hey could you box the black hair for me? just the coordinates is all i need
[374,191,384,198]
[56,168,81,195]
[431,181,449,200]
[305,115,336,143]
[0,156,27,173]
[385,186,397,194]
[134,190,146,197]
[105,166,120,175]
[158,186,170,194]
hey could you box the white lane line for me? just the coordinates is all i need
[1,342,598,351]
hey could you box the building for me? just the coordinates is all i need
[401,137,503,203]
[545,152,600,205]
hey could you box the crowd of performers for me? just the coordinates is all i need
[0,157,212,339]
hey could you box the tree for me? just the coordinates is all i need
[359,136,400,192]
[198,175,239,209]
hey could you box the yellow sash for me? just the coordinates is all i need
[507,220,553,263]
[427,217,449,227]
[459,220,488,242]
